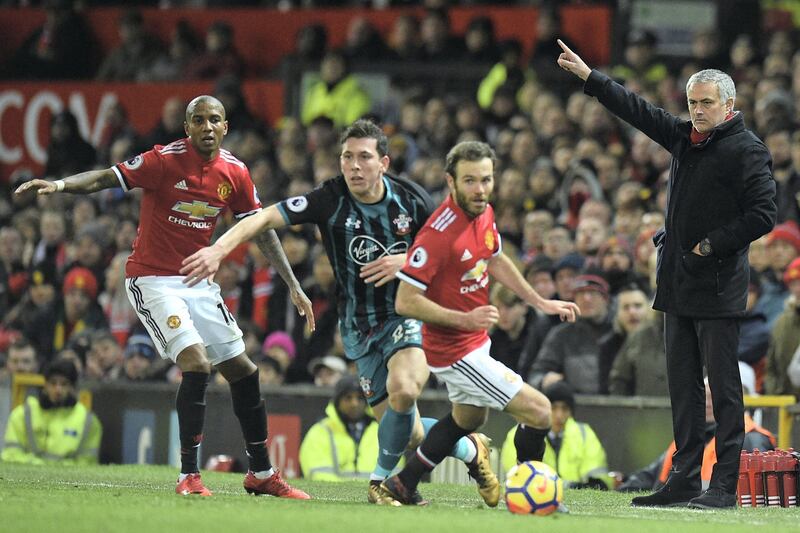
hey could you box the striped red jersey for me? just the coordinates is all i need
[113,138,261,277]
[397,195,501,367]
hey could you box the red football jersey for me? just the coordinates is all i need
[113,139,261,277]
[397,195,501,367]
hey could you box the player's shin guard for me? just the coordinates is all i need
[420,416,476,463]
[514,424,549,463]
[399,413,471,491]
[230,369,271,473]
[176,371,210,474]
[374,404,415,478]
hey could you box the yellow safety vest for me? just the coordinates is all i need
[299,402,378,481]
[500,417,610,487]
[2,396,102,465]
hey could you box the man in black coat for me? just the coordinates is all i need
[557,40,777,509]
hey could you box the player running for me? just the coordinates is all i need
[376,141,579,505]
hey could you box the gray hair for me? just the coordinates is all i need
[686,69,736,105]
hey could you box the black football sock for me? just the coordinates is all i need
[398,413,471,492]
[514,424,549,462]
[176,371,209,474]
[230,369,271,472]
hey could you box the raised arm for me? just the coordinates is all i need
[395,279,498,332]
[488,252,579,322]
[14,168,119,196]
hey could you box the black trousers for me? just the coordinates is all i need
[664,313,744,494]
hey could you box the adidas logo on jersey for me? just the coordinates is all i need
[174,180,188,190]
[461,249,473,261]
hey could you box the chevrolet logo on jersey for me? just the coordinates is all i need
[460,259,489,294]
[171,201,222,220]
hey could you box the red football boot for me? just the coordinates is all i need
[243,470,311,499]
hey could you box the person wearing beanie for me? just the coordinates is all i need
[2,358,102,465]
[123,333,158,381]
[765,256,800,397]
[299,375,378,481]
[501,381,611,490]
[53,266,108,354]
[261,331,296,374]
[758,221,800,326]
[559,40,777,508]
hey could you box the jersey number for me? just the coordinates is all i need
[217,302,234,325]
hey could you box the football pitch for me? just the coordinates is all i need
[2,464,799,533]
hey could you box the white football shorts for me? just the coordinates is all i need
[429,339,524,410]
[125,276,245,365]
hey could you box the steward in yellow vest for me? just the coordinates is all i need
[299,375,378,481]
[2,359,102,464]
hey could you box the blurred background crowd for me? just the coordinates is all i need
[0,0,799,408]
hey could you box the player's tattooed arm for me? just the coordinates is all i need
[254,229,316,331]
[14,168,119,196]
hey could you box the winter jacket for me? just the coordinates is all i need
[298,402,378,481]
[2,396,101,464]
[765,299,800,396]
[609,316,669,396]
[501,418,610,488]
[584,70,777,318]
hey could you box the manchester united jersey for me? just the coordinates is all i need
[113,139,261,277]
[397,195,501,367]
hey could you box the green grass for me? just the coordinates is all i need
[1,463,798,533]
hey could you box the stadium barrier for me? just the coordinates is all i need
[1,379,797,478]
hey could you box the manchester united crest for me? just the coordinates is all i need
[485,229,494,250]
[217,182,232,201]
[167,315,181,329]
[393,213,412,235]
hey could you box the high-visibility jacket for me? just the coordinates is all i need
[2,396,102,465]
[657,414,775,487]
[299,402,378,481]
[501,417,611,488]
[300,75,371,127]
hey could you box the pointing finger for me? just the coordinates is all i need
[557,39,573,54]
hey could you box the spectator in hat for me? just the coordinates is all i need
[123,333,158,381]
[308,355,347,387]
[552,252,584,302]
[2,358,102,464]
[53,267,107,354]
[758,221,800,326]
[610,29,668,89]
[299,375,378,481]
[501,381,611,489]
[261,331,296,376]
[4,265,59,361]
[765,257,800,397]
[530,275,613,393]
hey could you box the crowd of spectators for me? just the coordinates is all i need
[1,3,800,412]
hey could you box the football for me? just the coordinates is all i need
[504,461,564,516]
